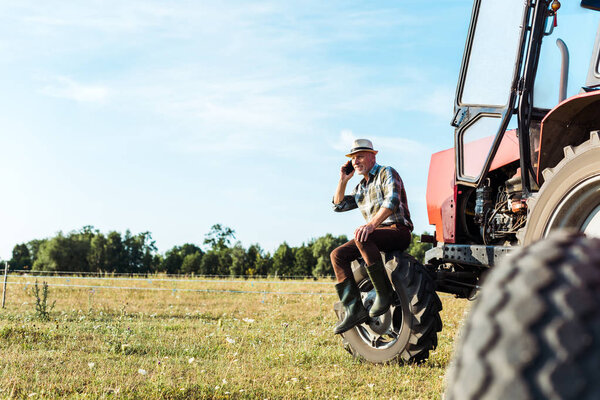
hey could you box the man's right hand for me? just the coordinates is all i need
[340,161,354,181]
[334,161,354,204]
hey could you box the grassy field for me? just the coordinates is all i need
[0,275,470,399]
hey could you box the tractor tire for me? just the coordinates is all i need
[522,131,600,244]
[333,251,442,364]
[445,232,600,400]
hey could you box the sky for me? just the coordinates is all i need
[0,1,598,259]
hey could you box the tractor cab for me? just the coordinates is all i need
[454,0,600,190]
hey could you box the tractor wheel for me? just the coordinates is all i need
[445,232,600,400]
[522,131,600,244]
[333,252,442,364]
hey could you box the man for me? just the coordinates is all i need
[330,138,413,334]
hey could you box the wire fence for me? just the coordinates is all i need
[1,264,337,305]
[8,269,336,280]
[1,264,454,308]
[6,273,335,286]
[5,281,336,297]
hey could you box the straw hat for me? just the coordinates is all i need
[346,139,378,157]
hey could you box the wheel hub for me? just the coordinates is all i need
[365,308,393,335]
[355,289,403,349]
[545,175,600,238]
[582,204,600,238]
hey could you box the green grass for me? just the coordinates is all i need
[0,276,470,399]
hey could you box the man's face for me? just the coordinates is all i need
[351,152,376,175]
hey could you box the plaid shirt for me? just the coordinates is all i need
[333,163,413,231]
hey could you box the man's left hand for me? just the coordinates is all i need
[354,224,374,242]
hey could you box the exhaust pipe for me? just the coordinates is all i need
[556,38,569,102]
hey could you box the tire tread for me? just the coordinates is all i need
[445,232,600,400]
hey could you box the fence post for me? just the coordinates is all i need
[2,262,8,308]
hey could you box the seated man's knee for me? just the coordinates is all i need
[354,238,372,252]
[330,245,343,264]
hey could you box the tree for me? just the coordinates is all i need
[311,234,348,277]
[273,242,294,277]
[180,243,202,258]
[254,251,273,276]
[88,234,108,271]
[161,247,185,274]
[33,232,91,272]
[293,245,315,277]
[31,236,65,271]
[10,243,32,270]
[181,252,203,275]
[162,243,203,274]
[105,231,127,272]
[203,224,235,251]
[199,250,219,275]
[151,254,163,274]
[406,233,433,263]
[216,247,232,276]
[123,230,157,273]
[7,225,430,278]
[245,244,262,276]
[26,239,46,266]
[229,243,249,276]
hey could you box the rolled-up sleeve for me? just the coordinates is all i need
[380,167,401,211]
[332,195,358,212]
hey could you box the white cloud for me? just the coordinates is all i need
[331,79,455,119]
[10,0,452,157]
[375,136,430,157]
[405,87,455,119]
[332,130,357,152]
[20,3,178,33]
[40,76,110,103]
[332,130,429,157]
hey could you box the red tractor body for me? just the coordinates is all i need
[422,0,600,298]
[427,89,600,245]
[427,131,521,244]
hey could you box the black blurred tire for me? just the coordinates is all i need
[334,252,442,364]
[445,232,600,400]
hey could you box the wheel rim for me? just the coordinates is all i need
[354,289,404,351]
[544,175,600,239]
[582,204,600,237]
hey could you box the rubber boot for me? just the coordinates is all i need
[334,278,370,334]
[365,261,394,318]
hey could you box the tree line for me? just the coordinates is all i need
[4,224,432,277]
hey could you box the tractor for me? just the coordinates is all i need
[334,0,600,371]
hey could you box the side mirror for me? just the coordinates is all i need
[582,0,600,11]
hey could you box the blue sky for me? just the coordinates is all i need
[0,1,598,259]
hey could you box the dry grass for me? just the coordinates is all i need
[0,275,470,399]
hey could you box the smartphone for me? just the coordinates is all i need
[343,161,354,174]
